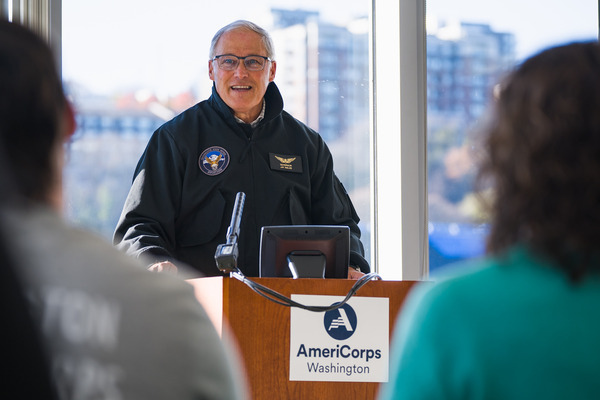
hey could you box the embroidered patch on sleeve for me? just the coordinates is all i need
[269,153,303,173]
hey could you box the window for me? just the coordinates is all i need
[62,0,374,263]
[426,0,599,277]
[31,0,597,280]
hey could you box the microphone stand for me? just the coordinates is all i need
[214,192,245,273]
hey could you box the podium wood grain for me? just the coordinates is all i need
[189,277,418,400]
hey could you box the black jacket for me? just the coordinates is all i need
[114,82,369,277]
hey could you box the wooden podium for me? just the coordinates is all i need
[188,276,418,400]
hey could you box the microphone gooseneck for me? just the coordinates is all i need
[214,192,246,273]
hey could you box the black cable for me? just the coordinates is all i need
[230,270,382,312]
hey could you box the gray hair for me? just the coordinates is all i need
[209,20,275,60]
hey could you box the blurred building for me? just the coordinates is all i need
[270,8,370,145]
[427,19,515,130]
[426,20,515,273]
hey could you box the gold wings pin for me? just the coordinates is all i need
[275,156,296,164]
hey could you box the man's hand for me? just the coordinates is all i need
[347,267,365,280]
[148,261,178,274]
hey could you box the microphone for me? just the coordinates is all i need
[215,192,246,273]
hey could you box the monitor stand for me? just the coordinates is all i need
[286,250,326,278]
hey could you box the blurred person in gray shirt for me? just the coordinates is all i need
[0,19,246,400]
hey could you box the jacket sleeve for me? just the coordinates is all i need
[113,127,184,266]
[310,138,371,273]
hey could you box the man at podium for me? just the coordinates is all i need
[114,20,369,278]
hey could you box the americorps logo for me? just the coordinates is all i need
[289,294,390,382]
[323,303,357,340]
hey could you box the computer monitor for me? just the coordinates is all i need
[259,225,350,278]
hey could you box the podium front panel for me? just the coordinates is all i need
[189,277,418,400]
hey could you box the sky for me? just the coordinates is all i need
[62,0,370,98]
[62,0,598,98]
[426,0,598,60]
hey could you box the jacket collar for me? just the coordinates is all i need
[209,81,284,127]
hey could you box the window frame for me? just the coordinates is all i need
[1,0,62,68]
[372,0,428,280]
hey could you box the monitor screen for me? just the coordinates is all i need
[259,225,350,279]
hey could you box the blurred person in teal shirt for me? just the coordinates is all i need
[379,41,600,400]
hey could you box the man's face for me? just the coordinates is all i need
[208,28,276,122]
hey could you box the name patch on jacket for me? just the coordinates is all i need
[199,146,230,176]
[269,153,303,173]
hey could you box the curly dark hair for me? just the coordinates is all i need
[477,41,600,281]
[0,20,67,204]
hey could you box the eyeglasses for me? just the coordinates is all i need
[212,54,271,71]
